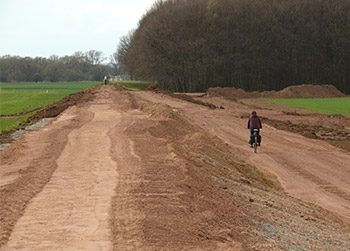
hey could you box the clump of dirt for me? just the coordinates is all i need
[140,103,194,137]
[280,84,345,98]
[145,83,166,92]
[112,84,129,91]
[281,111,348,122]
[174,93,217,109]
[0,133,12,145]
[140,103,180,119]
[0,85,99,145]
[262,117,350,152]
[208,84,345,100]
[146,84,217,109]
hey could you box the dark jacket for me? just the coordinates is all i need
[248,114,262,129]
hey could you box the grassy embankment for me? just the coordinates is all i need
[265,97,350,115]
[0,82,99,132]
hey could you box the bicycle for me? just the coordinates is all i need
[252,129,260,153]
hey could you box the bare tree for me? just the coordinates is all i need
[85,50,105,65]
[0,50,114,82]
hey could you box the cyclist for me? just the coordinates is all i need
[247,111,262,147]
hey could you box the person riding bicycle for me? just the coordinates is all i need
[248,111,262,147]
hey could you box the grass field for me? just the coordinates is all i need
[0,82,99,132]
[0,82,99,115]
[265,97,350,115]
[0,81,155,133]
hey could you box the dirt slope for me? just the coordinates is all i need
[1,85,350,250]
[208,84,345,100]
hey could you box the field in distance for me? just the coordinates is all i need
[265,97,350,115]
[0,82,100,132]
[0,82,101,115]
[0,81,154,133]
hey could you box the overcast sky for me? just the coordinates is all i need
[0,0,157,61]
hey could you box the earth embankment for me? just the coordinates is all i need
[208,84,345,100]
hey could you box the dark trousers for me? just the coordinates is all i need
[249,128,261,145]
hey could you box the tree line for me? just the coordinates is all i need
[0,50,124,82]
[117,0,350,94]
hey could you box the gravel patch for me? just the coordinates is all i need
[0,118,54,151]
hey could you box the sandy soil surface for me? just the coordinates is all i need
[1,85,350,250]
[138,91,350,220]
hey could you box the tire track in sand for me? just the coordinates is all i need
[2,100,120,250]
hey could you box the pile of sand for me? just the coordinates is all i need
[146,84,217,109]
[208,84,345,100]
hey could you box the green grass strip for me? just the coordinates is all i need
[265,97,350,115]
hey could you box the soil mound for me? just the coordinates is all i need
[113,84,130,91]
[140,103,182,120]
[145,83,169,93]
[147,84,217,109]
[279,84,345,98]
[208,84,345,100]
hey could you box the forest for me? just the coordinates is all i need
[117,0,350,94]
[0,50,122,82]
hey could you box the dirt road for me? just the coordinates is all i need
[139,91,350,222]
[1,85,350,250]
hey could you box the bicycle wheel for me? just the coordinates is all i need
[254,138,258,153]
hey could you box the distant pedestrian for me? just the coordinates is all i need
[103,76,109,85]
